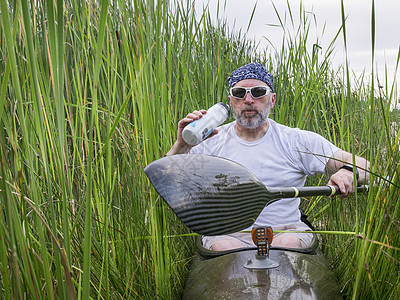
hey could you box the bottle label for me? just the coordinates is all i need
[201,127,213,140]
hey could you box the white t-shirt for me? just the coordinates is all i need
[189,119,340,227]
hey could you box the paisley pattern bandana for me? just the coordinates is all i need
[228,62,273,92]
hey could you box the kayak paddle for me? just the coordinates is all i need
[144,154,368,236]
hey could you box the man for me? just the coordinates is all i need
[167,62,369,251]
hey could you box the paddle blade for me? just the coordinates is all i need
[144,154,268,236]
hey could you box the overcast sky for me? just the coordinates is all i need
[193,0,399,102]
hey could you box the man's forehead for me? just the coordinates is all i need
[233,79,268,87]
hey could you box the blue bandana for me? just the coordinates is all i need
[228,62,273,92]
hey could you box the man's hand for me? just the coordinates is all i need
[327,169,357,198]
[326,149,370,198]
[166,109,218,156]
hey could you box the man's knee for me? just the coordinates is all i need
[272,235,304,248]
[210,239,244,251]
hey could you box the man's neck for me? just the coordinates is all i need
[234,120,270,142]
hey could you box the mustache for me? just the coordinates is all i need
[240,106,258,113]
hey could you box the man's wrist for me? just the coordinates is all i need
[339,164,359,180]
[166,141,192,156]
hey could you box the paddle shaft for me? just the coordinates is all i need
[268,185,369,199]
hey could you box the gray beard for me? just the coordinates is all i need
[232,104,271,129]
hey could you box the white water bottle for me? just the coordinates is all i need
[182,102,230,146]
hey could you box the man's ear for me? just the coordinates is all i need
[270,93,277,108]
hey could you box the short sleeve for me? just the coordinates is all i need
[292,130,340,176]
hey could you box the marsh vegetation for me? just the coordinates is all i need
[0,0,399,299]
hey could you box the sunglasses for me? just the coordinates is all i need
[229,86,271,99]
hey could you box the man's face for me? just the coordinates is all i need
[228,79,276,129]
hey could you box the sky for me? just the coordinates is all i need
[192,0,400,104]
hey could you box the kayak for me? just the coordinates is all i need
[182,237,343,300]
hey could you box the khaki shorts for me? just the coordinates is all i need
[202,222,314,250]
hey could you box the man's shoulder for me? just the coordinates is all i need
[270,119,337,151]
[269,119,302,136]
[269,120,327,147]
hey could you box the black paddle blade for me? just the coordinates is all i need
[144,154,270,236]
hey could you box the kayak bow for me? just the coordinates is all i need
[183,239,343,300]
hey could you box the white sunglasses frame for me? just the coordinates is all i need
[229,85,271,99]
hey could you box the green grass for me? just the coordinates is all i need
[0,0,399,299]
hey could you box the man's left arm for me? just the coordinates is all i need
[326,150,370,197]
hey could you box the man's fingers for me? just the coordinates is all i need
[178,111,204,128]
[328,172,355,198]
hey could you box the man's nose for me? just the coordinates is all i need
[244,91,255,103]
